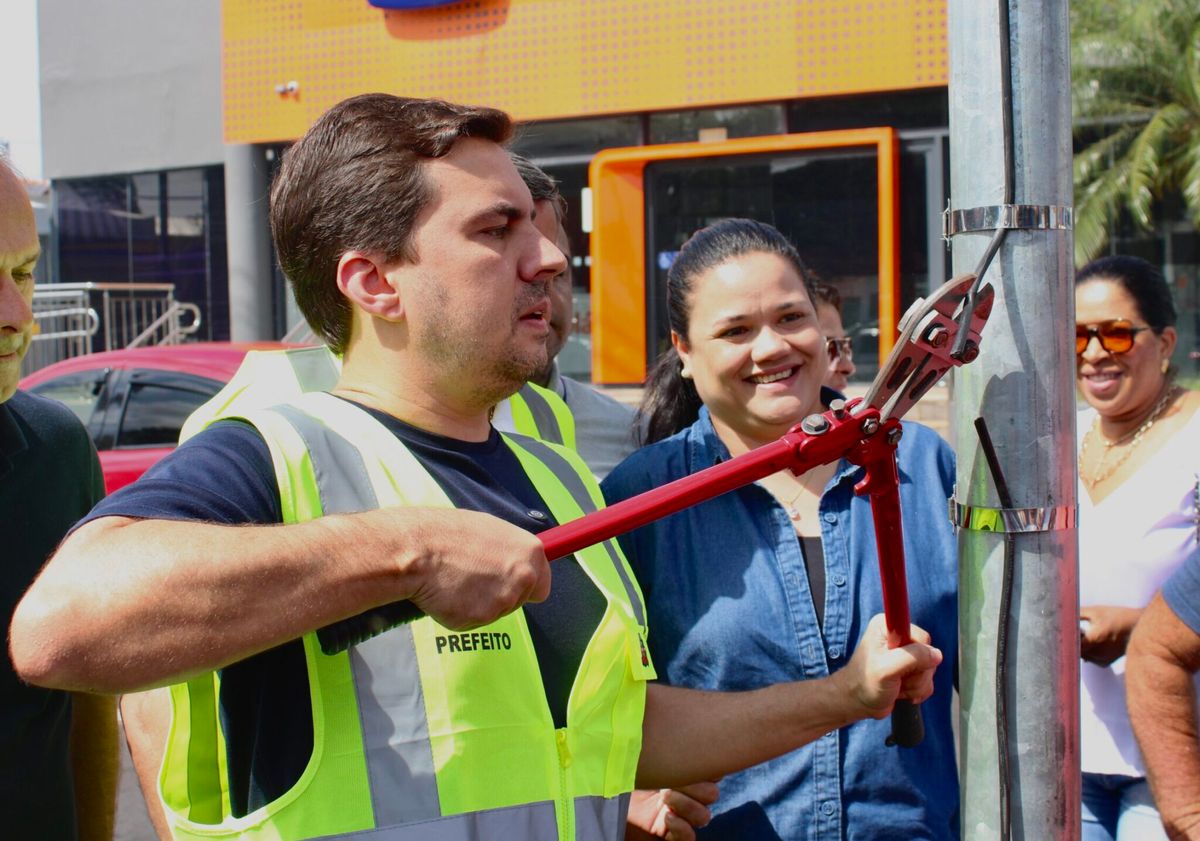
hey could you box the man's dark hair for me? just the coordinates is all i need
[810,280,842,315]
[270,94,512,353]
[510,153,567,223]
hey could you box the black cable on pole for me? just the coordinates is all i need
[975,417,1017,841]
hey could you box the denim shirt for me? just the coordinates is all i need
[601,408,959,841]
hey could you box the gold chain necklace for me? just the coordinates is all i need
[1080,383,1181,488]
[775,472,825,522]
[782,483,807,522]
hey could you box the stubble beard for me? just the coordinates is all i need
[420,283,549,410]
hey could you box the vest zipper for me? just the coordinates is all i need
[556,727,573,840]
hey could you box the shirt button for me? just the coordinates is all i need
[823,512,838,524]
[822,801,836,816]
[828,646,842,660]
[527,509,547,521]
[786,573,800,588]
[833,574,847,587]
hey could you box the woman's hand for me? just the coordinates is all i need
[625,782,720,841]
[1080,605,1144,666]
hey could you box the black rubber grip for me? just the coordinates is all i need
[316,601,426,655]
[885,699,925,748]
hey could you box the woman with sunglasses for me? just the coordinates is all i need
[1076,255,1200,841]
[602,219,958,840]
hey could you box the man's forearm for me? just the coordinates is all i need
[12,511,432,692]
[120,690,172,839]
[70,692,118,841]
[1128,595,1200,839]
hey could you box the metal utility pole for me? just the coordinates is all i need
[946,0,1079,839]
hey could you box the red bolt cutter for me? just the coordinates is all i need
[537,272,994,747]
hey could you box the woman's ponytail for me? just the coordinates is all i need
[637,346,702,445]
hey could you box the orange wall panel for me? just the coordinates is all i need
[589,129,900,384]
[222,0,948,144]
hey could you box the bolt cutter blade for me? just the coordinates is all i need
[858,273,993,423]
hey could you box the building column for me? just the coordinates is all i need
[224,143,276,341]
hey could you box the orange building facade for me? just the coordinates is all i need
[222,0,950,384]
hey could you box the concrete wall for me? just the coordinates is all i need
[38,0,223,178]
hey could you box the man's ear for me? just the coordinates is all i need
[336,251,404,321]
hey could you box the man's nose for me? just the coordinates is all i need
[522,231,568,284]
[0,274,33,333]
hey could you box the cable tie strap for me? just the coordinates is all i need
[948,499,1076,533]
[942,204,1073,240]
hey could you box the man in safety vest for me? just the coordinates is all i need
[11,94,942,841]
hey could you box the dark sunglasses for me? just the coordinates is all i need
[1075,319,1151,355]
[826,337,854,361]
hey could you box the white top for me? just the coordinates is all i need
[1077,406,1200,776]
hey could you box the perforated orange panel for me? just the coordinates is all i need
[222,0,948,144]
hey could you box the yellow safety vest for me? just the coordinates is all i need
[160,392,652,840]
[182,345,576,448]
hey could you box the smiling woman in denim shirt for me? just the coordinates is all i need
[602,219,958,841]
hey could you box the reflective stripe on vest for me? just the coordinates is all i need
[161,392,651,841]
[511,436,645,630]
[179,346,343,443]
[511,382,575,448]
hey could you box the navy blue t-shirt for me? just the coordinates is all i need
[83,397,605,816]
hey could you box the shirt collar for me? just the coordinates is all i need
[543,361,566,400]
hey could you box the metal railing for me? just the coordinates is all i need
[21,282,202,376]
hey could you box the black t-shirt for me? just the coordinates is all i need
[82,397,606,816]
[3,390,106,839]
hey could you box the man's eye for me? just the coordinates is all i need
[718,326,748,338]
[485,226,510,239]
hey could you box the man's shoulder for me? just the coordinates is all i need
[5,389,93,452]
[559,376,635,420]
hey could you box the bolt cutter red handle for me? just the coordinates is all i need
[537,403,924,747]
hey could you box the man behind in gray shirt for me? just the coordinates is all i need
[494,157,639,480]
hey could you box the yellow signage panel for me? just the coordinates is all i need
[223,0,947,145]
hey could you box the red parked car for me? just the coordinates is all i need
[20,342,293,493]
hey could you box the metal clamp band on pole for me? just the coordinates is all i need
[942,204,1074,240]
[948,499,1077,533]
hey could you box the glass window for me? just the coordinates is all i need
[29,370,107,429]
[130,172,166,284]
[54,168,230,342]
[55,177,131,284]
[644,149,880,377]
[116,377,220,448]
[511,116,642,159]
[787,89,949,133]
[649,105,786,144]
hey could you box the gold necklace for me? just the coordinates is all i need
[1080,383,1181,488]
[782,484,806,522]
[775,472,824,521]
